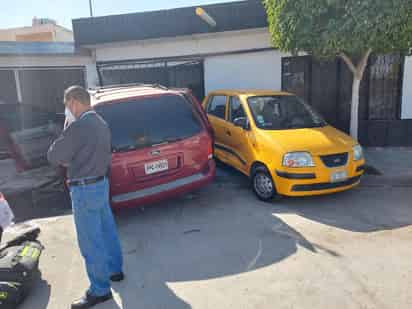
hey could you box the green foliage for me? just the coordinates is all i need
[263,0,412,58]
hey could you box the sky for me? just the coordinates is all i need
[0,0,238,30]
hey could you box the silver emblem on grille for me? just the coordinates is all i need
[334,158,341,163]
[151,150,161,156]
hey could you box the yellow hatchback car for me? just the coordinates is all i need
[203,90,366,201]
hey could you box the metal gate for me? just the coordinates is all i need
[18,68,85,113]
[368,54,403,120]
[0,70,18,104]
[281,54,404,135]
[281,56,311,103]
[98,59,205,101]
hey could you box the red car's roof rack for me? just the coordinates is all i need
[90,83,168,94]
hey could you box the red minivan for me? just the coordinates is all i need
[91,85,216,209]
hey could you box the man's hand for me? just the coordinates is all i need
[64,118,71,130]
[47,121,80,167]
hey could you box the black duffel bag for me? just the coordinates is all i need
[0,227,40,249]
[0,226,44,308]
[0,241,43,283]
[0,282,25,309]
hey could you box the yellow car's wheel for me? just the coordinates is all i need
[251,165,277,202]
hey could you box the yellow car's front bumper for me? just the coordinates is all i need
[272,161,365,197]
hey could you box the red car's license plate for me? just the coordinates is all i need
[144,159,169,175]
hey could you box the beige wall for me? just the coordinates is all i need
[0,24,73,42]
[0,29,16,41]
[54,27,74,42]
[15,32,54,42]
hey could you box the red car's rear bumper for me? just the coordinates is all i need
[110,159,216,210]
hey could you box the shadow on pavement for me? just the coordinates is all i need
[7,187,71,223]
[275,188,412,232]
[111,181,333,309]
[216,163,412,233]
[20,276,51,309]
[6,162,412,308]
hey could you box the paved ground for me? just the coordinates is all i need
[0,159,60,196]
[4,159,411,309]
[2,147,410,196]
[363,148,412,187]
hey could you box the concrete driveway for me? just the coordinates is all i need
[11,164,412,309]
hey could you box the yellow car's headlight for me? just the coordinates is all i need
[283,152,315,168]
[353,145,363,161]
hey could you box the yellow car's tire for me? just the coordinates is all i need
[251,165,277,202]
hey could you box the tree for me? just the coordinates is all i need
[264,0,412,140]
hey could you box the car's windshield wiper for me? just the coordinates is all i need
[164,136,186,143]
[305,123,326,128]
[150,141,169,147]
[113,137,187,152]
[151,137,186,145]
[112,144,138,153]
[283,124,304,129]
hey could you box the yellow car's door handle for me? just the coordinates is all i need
[226,130,231,136]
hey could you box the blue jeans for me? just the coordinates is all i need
[70,178,123,296]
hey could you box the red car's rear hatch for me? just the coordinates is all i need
[95,92,213,201]
[109,132,211,191]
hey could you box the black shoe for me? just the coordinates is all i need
[110,272,125,282]
[71,292,113,309]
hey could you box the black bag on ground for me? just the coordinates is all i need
[0,282,26,309]
[0,226,40,251]
[0,226,41,250]
[0,241,43,283]
[0,226,44,308]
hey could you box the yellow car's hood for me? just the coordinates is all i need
[259,125,357,155]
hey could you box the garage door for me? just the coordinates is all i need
[204,50,283,94]
[0,70,18,104]
[19,68,85,113]
[98,60,205,101]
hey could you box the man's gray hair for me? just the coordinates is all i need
[64,85,91,106]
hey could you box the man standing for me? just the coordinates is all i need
[48,86,124,309]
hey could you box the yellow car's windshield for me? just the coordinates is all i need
[247,96,327,130]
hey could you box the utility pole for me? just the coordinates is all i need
[89,0,94,17]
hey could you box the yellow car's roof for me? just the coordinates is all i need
[207,90,293,97]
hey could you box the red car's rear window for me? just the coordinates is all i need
[95,94,203,152]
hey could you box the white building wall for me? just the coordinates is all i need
[204,50,284,93]
[0,55,91,68]
[402,56,412,119]
[94,29,272,62]
[93,28,286,92]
